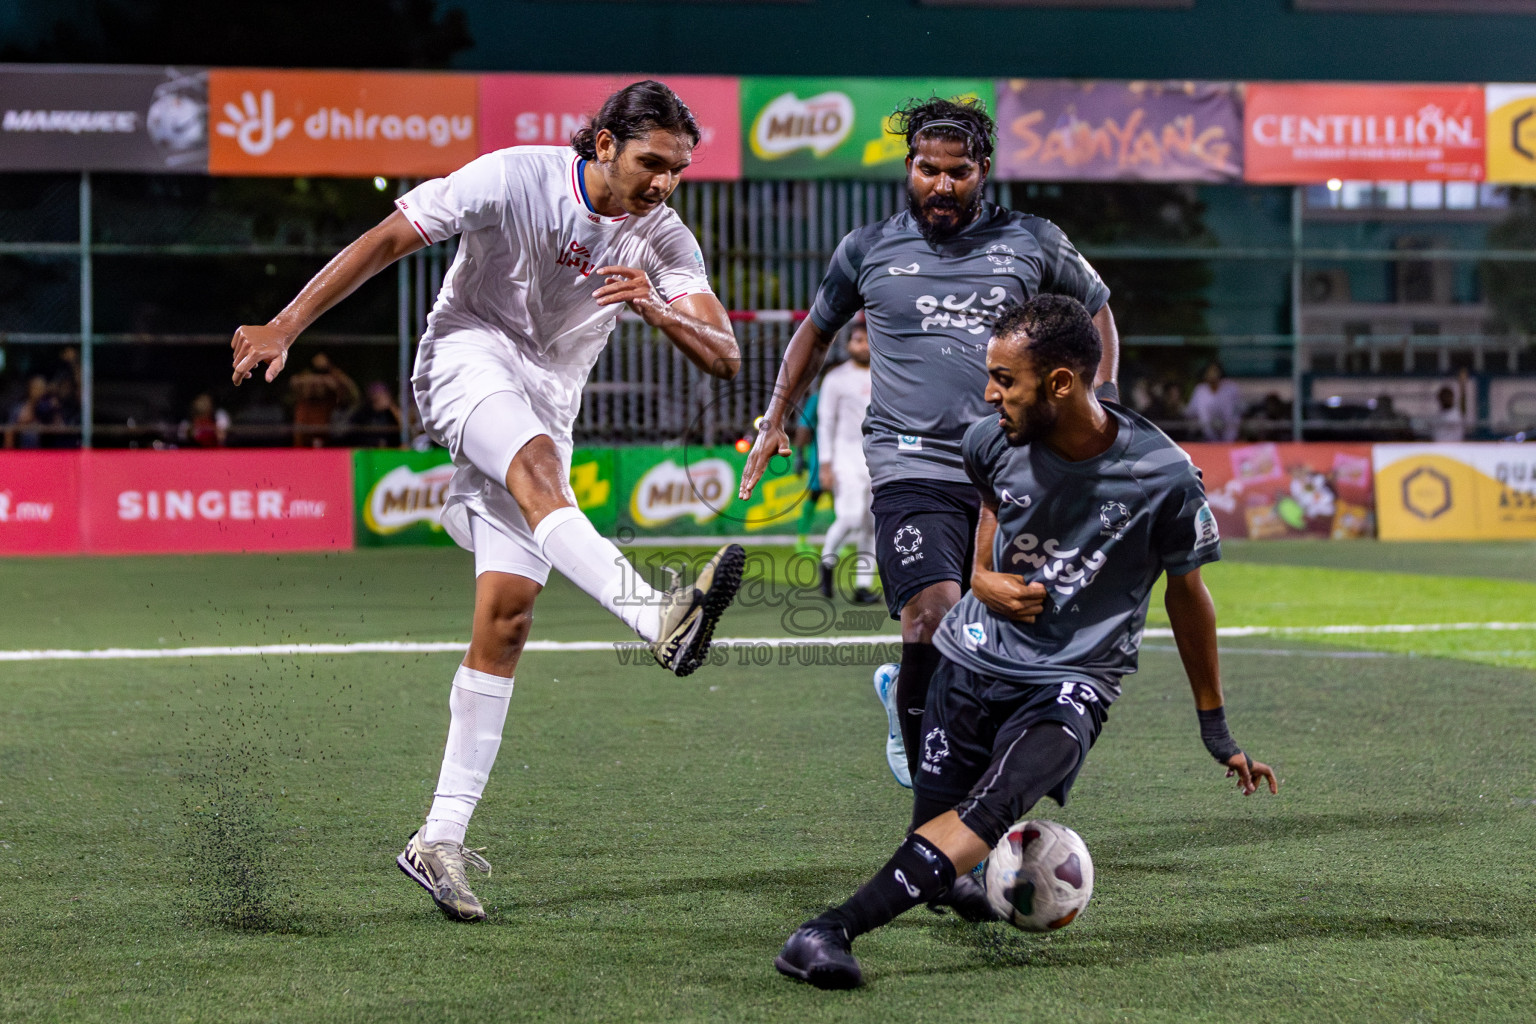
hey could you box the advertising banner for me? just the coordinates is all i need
[208,70,477,177]
[994,80,1242,182]
[614,445,831,538]
[1485,84,1536,183]
[740,76,990,180]
[353,447,619,547]
[1184,442,1376,540]
[0,65,208,172]
[479,74,740,181]
[1373,443,1536,541]
[0,452,82,556]
[1244,83,1485,183]
[80,450,353,554]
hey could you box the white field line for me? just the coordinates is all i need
[0,622,1534,663]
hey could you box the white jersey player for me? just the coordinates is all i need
[230,81,745,922]
[816,323,877,604]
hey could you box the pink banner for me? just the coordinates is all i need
[0,450,353,555]
[1183,442,1376,540]
[479,73,740,181]
[0,452,82,555]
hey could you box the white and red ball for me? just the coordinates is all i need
[984,819,1094,931]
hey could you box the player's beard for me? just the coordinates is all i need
[908,184,984,244]
[1001,382,1058,447]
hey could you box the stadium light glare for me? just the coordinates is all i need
[373,176,388,191]
[1327,178,1343,191]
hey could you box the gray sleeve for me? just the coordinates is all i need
[961,417,1004,506]
[1035,219,1110,315]
[1152,465,1222,576]
[808,227,873,333]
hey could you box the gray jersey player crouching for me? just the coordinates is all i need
[774,294,1280,989]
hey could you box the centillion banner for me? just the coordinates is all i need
[1373,443,1536,541]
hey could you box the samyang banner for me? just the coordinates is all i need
[479,74,740,180]
[994,80,1242,182]
[1184,442,1376,541]
[0,65,208,172]
[1244,83,1485,183]
[740,76,990,180]
[208,69,478,177]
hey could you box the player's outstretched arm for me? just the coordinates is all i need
[1092,303,1120,394]
[231,210,426,385]
[592,267,739,380]
[1164,567,1279,796]
[738,317,836,499]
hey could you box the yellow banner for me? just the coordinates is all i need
[1373,444,1536,540]
[1486,85,1536,184]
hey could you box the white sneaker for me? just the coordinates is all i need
[872,663,911,788]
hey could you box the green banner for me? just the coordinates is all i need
[614,445,832,538]
[740,76,992,180]
[352,447,619,547]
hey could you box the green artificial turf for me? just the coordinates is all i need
[2,542,1534,1022]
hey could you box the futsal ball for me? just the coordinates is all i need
[984,819,1094,931]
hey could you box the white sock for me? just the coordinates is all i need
[423,665,514,846]
[533,505,662,641]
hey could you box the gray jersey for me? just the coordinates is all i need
[932,404,1220,705]
[808,204,1109,489]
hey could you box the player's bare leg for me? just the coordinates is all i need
[399,571,538,922]
[509,434,744,676]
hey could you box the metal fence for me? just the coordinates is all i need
[2,173,1534,447]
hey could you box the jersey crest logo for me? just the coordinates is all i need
[888,262,921,275]
[897,434,922,452]
[1099,500,1131,537]
[986,243,1015,267]
[893,524,923,555]
[555,240,596,277]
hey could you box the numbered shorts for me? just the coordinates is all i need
[870,478,981,619]
[912,657,1107,848]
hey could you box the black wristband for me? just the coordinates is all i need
[1094,381,1120,404]
[1197,706,1242,763]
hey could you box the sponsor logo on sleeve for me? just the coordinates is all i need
[963,620,987,649]
[1194,500,1219,546]
[897,434,923,451]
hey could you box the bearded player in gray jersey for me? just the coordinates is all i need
[740,97,1120,791]
[773,294,1278,989]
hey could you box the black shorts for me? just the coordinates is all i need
[912,657,1107,848]
[871,478,981,619]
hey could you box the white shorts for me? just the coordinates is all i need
[413,318,582,582]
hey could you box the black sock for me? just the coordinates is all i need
[811,834,956,940]
[896,642,942,769]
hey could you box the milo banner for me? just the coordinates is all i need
[740,76,990,180]
[994,80,1242,182]
[1373,443,1536,541]
[353,448,618,547]
[1184,442,1376,541]
[615,446,832,538]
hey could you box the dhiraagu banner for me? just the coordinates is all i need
[353,447,617,546]
[1373,443,1536,541]
[740,76,991,180]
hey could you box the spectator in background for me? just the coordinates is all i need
[1432,370,1470,442]
[4,375,62,449]
[1186,361,1243,442]
[179,393,230,447]
[1140,380,1188,440]
[1252,392,1292,442]
[287,352,359,447]
[351,381,403,446]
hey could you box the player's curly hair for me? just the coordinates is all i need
[994,295,1102,381]
[570,80,701,160]
[889,96,995,163]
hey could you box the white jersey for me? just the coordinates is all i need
[397,145,713,427]
[817,360,872,469]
